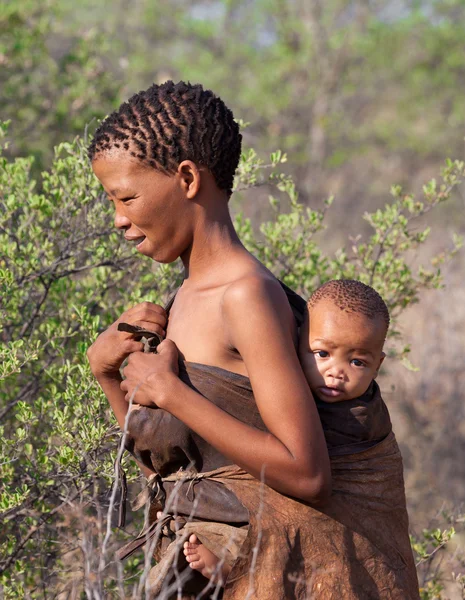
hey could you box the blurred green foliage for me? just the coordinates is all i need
[2,0,465,211]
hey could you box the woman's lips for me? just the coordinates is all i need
[318,386,344,398]
[125,235,146,247]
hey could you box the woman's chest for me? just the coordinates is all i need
[165,289,247,375]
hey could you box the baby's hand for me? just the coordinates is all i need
[86,302,167,379]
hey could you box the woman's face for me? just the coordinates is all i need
[92,151,196,263]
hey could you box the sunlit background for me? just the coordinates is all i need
[2,0,464,596]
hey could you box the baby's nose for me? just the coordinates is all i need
[327,366,345,380]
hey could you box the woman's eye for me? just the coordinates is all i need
[315,351,329,358]
[351,359,365,367]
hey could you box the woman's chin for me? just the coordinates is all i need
[141,247,181,264]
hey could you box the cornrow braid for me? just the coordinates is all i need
[88,80,242,197]
[308,280,390,331]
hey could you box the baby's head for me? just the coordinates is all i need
[299,280,389,402]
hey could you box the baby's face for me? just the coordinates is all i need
[298,300,386,402]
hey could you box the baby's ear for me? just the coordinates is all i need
[374,352,386,378]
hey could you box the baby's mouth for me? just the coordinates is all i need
[319,386,344,398]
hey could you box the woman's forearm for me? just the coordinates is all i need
[95,373,154,478]
[94,372,129,430]
[157,374,331,504]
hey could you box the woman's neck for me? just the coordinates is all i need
[180,203,247,288]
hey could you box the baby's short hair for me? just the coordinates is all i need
[308,279,390,331]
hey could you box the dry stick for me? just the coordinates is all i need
[138,474,200,599]
[136,489,161,599]
[191,488,239,600]
[81,517,99,600]
[244,464,266,600]
[170,489,202,600]
[116,559,125,599]
[97,383,140,591]
[130,438,196,596]
[0,483,93,575]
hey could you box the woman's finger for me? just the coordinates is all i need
[125,302,167,320]
[122,340,145,354]
[131,321,166,337]
[156,339,178,355]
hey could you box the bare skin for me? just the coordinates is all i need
[299,300,386,402]
[87,151,331,584]
[181,301,388,581]
[183,534,230,583]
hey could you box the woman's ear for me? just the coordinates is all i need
[374,352,386,378]
[177,160,200,199]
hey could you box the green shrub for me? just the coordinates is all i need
[0,119,463,596]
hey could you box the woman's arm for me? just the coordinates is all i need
[93,373,154,478]
[121,277,331,504]
[87,301,167,478]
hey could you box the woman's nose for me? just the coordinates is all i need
[114,210,131,230]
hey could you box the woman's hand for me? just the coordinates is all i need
[120,339,180,407]
[86,302,167,379]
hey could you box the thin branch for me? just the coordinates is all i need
[0,483,93,574]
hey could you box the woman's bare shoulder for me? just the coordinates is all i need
[221,269,296,342]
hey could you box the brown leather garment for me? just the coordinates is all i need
[118,283,419,598]
[143,432,420,600]
[195,434,420,600]
[122,363,419,599]
[125,362,393,518]
[124,361,265,524]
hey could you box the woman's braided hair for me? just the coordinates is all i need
[88,80,242,197]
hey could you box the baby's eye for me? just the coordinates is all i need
[351,359,365,367]
[315,351,329,358]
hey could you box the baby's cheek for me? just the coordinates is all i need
[300,354,323,385]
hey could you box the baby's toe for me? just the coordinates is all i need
[185,551,201,564]
[184,542,198,551]
[188,558,205,570]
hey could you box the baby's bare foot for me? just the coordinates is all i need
[183,534,230,584]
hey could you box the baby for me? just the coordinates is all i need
[184,279,401,583]
[298,279,386,404]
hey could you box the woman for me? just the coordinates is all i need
[86,80,331,598]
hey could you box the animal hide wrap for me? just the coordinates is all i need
[115,284,419,599]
